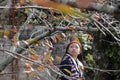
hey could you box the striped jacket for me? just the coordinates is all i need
[59,54,84,80]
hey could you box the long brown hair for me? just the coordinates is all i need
[61,40,83,61]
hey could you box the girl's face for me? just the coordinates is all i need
[67,43,81,58]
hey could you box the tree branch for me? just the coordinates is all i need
[0,30,50,72]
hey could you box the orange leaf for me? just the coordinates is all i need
[93,14,100,20]
[77,78,83,80]
[29,54,39,60]
[37,65,44,71]
[12,27,18,33]
[24,67,32,73]
[25,62,33,67]
[55,34,63,41]
[20,0,25,4]
[87,34,93,40]
[68,25,75,30]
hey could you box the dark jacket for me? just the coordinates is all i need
[59,54,84,80]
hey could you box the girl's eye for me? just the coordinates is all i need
[75,46,79,49]
[70,45,79,49]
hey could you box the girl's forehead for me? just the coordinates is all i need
[69,43,80,46]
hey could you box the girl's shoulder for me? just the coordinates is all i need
[60,54,73,64]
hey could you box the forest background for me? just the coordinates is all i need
[0,0,120,80]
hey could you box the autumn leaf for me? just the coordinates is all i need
[87,34,93,40]
[4,30,10,36]
[12,27,18,33]
[73,36,81,43]
[20,0,25,4]
[48,57,54,65]
[44,52,51,61]
[24,66,33,73]
[25,62,33,67]
[92,14,100,20]
[55,34,63,41]
[37,65,44,71]
[29,54,39,60]
[11,36,17,42]
[29,48,37,54]
[55,55,61,62]
[68,25,75,30]
[77,78,83,80]
[0,30,10,37]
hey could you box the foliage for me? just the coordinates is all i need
[0,0,120,80]
[105,45,120,79]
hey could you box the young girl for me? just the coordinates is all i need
[59,40,84,80]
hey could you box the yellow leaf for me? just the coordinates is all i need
[0,30,4,37]
[48,57,54,65]
[29,48,36,54]
[44,52,51,61]
[55,55,61,62]
[11,36,17,42]
[73,36,80,43]
[4,30,10,36]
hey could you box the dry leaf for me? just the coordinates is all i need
[55,34,63,41]
[24,67,32,73]
[55,56,61,62]
[73,36,80,43]
[29,54,39,60]
[12,27,18,33]
[77,78,83,80]
[48,57,54,65]
[25,62,33,67]
[11,36,17,42]
[44,52,51,61]
[37,65,44,71]
[20,0,25,4]
[87,34,93,40]
[4,30,10,36]
[93,14,100,20]
[68,25,75,30]
[29,48,37,54]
